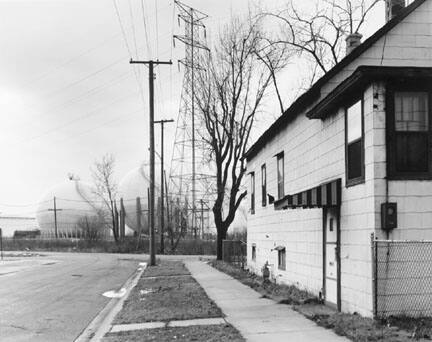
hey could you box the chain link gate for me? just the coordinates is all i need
[222,240,246,268]
[373,239,432,318]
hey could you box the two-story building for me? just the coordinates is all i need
[246,0,432,317]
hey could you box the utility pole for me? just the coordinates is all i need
[154,119,174,254]
[48,196,62,239]
[200,199,204,239]
[130,59,172,266]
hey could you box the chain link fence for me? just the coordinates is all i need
[222,240,246,268]
[374,239,432,318]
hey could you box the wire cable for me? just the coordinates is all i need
[140,0,152,59]
[9,91,140,147]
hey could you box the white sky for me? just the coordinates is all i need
[0,0,385,216]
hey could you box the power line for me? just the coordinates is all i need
[140,0,152,59]
[4,71,133,131]
[50,107,145,146]
[128,0,140,60]
[9,91,140,147]
[113,0,133,56]
[113,0,148,117]
[19,32,124,90]
[155,0,160,56]
[40,57,127,100]
[0,199,52,207]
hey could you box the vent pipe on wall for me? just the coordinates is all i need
[386,0,406,22]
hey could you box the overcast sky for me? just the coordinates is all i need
[0,0,385,216]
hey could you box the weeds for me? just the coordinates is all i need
[2,237,216,255]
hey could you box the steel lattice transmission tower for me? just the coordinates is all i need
[169,1,215,238]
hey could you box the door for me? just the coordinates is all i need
[324,207,339,308]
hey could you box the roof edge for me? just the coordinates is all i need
[245,0,428,161]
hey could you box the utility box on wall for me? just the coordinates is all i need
[381,202,397,231]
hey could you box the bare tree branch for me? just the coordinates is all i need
[91,153,119,242]
[260,0,382,82]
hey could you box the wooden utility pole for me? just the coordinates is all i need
[135,196,142,251]
[154,119,174,254]
[200,199,204,239]
[130,59,172,266]
[48,197,62,239]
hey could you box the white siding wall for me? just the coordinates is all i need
[247,0,432,318]
[248,85,379,317]
[370,81,432,241]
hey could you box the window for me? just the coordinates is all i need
[250,172,255,214]
[388,89,431,178]
[252,244,256,261]
[277,152,284,199]
[346,99,364,185]
[261,164,266,207]
[278,247,286,270]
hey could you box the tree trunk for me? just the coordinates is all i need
[216,227,227,260]
[111,209,118,242]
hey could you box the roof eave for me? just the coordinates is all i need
[245,0,428,162]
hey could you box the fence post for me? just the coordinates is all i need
[373,235,378,318]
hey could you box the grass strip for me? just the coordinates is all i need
[102,324,245,342]
[142,260,190,278]
[210,260,430,342]
[114,261,222,324]
[210,260,317,304]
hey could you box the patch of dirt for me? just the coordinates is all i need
[142,261,190,278]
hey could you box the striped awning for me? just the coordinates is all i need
[274,178,341,210]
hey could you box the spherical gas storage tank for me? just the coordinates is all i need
[36,179,105,238]
[118,164,160,235]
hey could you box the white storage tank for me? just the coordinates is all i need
[118,164,160,234]
[36,179,105,237]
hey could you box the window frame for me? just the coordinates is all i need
[278,247,286,271]
[345,96,365,187]
[386,82,432,180]
[250,172,255,214]
[276,152,285,199]
[261,164,267,207]
[252,244,256,261]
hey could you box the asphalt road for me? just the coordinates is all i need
[0,252,146,342]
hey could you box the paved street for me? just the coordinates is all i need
[0,252,146,342]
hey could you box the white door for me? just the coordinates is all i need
[325,208,338,306]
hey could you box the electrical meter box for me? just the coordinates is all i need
[381,202,397,231]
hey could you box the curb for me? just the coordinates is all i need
[74,262,147,342]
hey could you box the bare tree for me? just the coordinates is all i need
[91,153,119,242]
[262,0,382,84]
[254,42,292,114]
[77,215,105,241]
[195,18,283,260]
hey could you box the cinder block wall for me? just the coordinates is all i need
[247,84,379,316]
[247,0,432,317]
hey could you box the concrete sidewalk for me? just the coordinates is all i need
[186,261,349,342]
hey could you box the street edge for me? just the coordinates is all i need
[74,261,147,342]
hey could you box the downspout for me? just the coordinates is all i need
[336,205,342,312]
[385,176,390,240]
